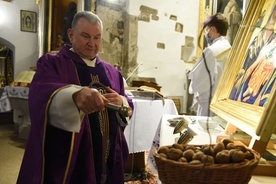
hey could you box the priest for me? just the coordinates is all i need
[17,11,133,184]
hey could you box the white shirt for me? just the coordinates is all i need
[188,36,231,115]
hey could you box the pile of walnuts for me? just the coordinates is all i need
[157,139,255,165]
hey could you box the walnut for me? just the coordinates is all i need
[213,142,225,155]
[235,145,247,152]
[167,148,183,161]
[159,153,168,159]
[178,157,188,163]
[215,150,230,164]
[158,146,170,154]
[221,138,234,147]
[226,142,236,150]
[201,155,214,165]
[201,145,214,156]
[182,149,195,162]
[189,160,202,165]
[192,151,205,161]
[172,143,184,151]
[244,151,254,160]
[184,145,197,151]
[230,149,245,163]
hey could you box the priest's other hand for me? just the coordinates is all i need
[103,87,123,106]
[73,87,109,114]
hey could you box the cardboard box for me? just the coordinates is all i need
[253,161,276,176]
[125,152,146,173]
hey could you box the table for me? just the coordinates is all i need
[148,114,276,184]
[159,115,226,146]
[0,88,179,144]
[124,99,178,153]
[0,86,29,111]
[0,86,30,139]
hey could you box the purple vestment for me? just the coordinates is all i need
[17,45,133,184]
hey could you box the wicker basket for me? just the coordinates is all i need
[153,145,260,184]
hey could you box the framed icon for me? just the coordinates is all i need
[20,10,37,33]
[211,0,276,151]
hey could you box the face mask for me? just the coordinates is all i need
[204,27,213,45]
[205,34,213,45]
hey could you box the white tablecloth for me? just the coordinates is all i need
[0,86,29,112]
[124,99,178,153]
[0,86,30,139]
[148,114,276,184]
[159,115,226,146]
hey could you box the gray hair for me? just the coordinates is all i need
[71,11,103,31]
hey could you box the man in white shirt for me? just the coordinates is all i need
[188,13,231,116]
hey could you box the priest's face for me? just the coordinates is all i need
[68,18,102,60]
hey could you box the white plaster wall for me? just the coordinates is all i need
[0,0,38,78]
[0,0,200,113]
[128,0,200,113]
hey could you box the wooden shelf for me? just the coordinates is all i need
[132,80,161,91]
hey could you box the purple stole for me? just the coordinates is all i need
[73,60,120,184]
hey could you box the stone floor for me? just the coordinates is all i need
[0,112,26,184]
[0,111,157,184]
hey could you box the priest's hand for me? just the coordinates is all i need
[103,87,123,106]
[73,87,109,114]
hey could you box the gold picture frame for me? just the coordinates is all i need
[38,0,96,54]
[210,0,276,152]
[20,10,37,33]
[213,0,244,45]
[197,0,248,56]
[197,0,213,58]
